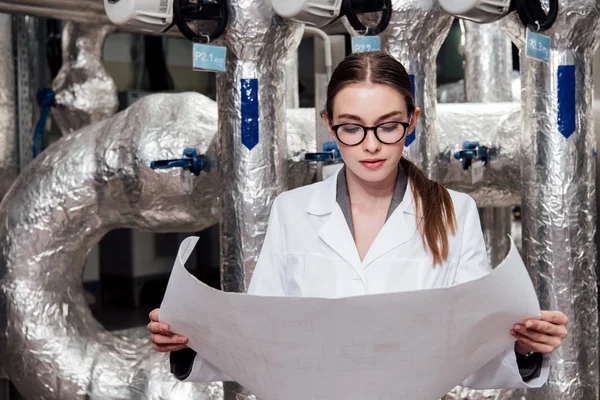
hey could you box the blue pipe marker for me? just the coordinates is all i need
[557,65,576,139]
[33,88,56,157]
[405,74,416,147]
[241,79,259,150]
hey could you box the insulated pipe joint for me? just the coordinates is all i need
[501,2,600,399]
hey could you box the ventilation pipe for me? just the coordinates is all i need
[0,92,315,399]
[462,20,514,267]
[52,22,118,135]
[0,14,18,200]
[502,1,600,399]
[214,2,302,397]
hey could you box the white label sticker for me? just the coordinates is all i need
[471,161,484,184]
[181,171,192,193]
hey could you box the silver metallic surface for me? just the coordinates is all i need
[0,0,109,24]
[437,102,522,207]
[0,12,17,389]
[444,388,526,400]
[0,14,18,201]
[0,93,224,399]
[437,79,466,103]
[52,22,118,135]
[216,3,302,398]
[461,19,513,312]
[13,14,43,170]
[284,49,300,109]
[461,20,513,103]
[0,87,315,399]
[0,0,200,38]
[502,2,600,398]
[344,0,453,177]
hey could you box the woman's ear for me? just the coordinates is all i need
[408,107,421,132]
[321,112,334,135]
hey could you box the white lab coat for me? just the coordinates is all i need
[179,169,550,390]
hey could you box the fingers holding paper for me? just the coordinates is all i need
[147,308,189,352]
[511,310,568,354]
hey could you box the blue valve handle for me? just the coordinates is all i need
[305,141,342,162]
[453,141,491,171]
[150,147,205,176]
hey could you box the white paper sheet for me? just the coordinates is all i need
[159,237,541,400]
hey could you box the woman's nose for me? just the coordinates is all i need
[362,129,381,153]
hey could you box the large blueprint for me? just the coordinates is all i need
[160,237,540,400]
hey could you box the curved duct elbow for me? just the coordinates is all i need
[0,92,315,399]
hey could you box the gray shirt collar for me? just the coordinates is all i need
[336,164,408,236]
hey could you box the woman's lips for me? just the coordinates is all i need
[359,159,386,170]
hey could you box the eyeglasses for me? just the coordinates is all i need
[330,121,411,146]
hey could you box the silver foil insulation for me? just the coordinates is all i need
[215,2,302,398]
[0,92,314,399]
[0,14,18,201]
[52,22,118,135]
[501,1,600,399]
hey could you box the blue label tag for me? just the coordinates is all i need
[526,29,551,62]
[241,79,259,150]
[557,65,576,139]
[193,43,227,72]
[405,74,416,147]
[352,36,381,53]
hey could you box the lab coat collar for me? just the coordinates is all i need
[307,165,417,217]
[307,165,419,277]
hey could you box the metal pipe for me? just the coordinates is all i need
[0,11,18,398]
[303,26,333,81]
[461,20,513,103]
[461,20,514,271]
[436,102,521,207]
[52,22,118,135]
[0,91,315,399]
[215,1,302,398]
[502,2,600,398]
[0,13,18,201]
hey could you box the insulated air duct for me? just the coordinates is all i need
[502,1,600,399]
[215,1,302,398]
[0,92,315,399]
[52,22,118,135]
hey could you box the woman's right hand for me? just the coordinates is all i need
[147,308,189,352]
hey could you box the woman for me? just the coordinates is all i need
[148,52,568,389]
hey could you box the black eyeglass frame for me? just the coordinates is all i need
[330,121,411,146]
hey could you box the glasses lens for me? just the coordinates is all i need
[337,124,365,145]
[376,122,406,144]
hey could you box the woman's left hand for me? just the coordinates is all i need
[511,310,568,355]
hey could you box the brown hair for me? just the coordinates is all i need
[324,51,456,266]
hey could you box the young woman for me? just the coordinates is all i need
[148,52,568,389]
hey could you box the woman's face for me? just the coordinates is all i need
[323,82,420,185]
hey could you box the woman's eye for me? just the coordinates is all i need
[341,126,361,134]
[380,123,400,132]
